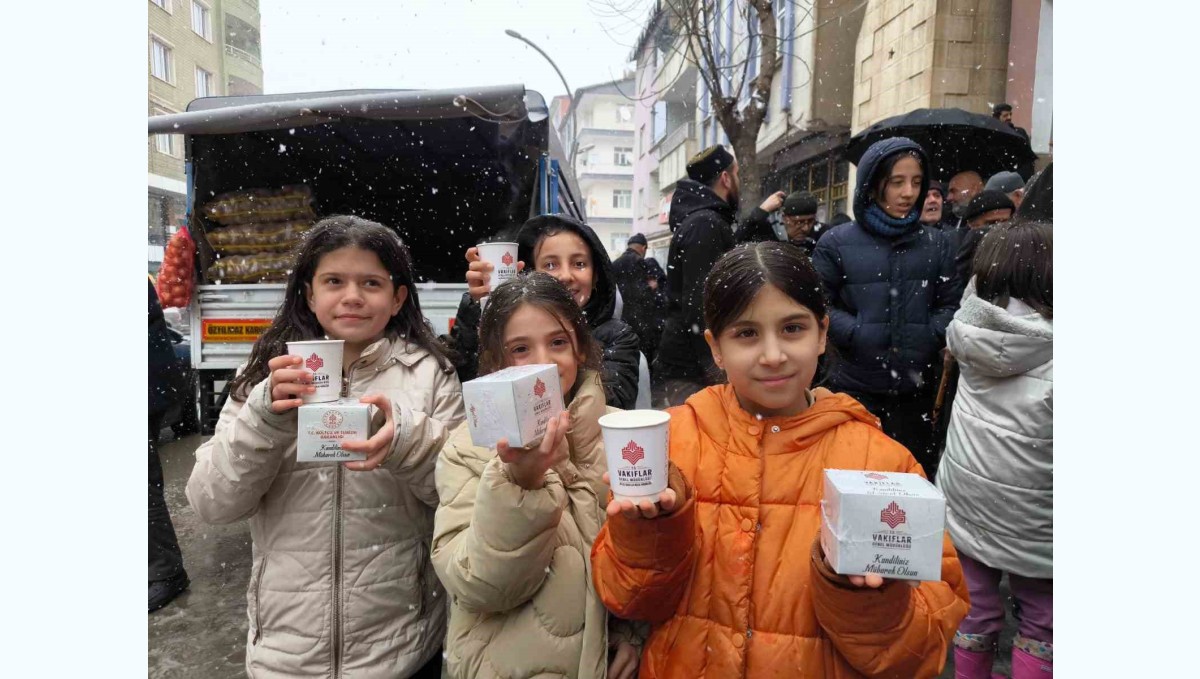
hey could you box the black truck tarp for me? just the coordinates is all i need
[149,85,583,283]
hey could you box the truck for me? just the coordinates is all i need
[148,85,584,434]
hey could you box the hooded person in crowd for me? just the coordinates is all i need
[639,256,668,368]
[811,137,958,479]
[611,233,658,365]
[985,170,1026,210]
[451,214,642,409]
[653,144,787,406]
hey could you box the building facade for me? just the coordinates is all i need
[148,0,263,274]
[551,78,637,262]
[627,0,1050,228]
[850,0,1052,197]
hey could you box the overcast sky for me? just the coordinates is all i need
[260,0,652,101]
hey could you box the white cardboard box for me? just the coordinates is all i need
[463,364,564,449]
[820,469,946,582]
[297,401,370,463]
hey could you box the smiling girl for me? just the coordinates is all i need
[451,215,642,409]
[433,272,643,679]
[590,242,968,679]
[186,216,464,678]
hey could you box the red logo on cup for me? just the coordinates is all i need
[865,472,887,480]
[621,440,645,465]
[880,501,907,529]
[306,353,325,372]
[501,252,514,266]
[533,378,546,398]
[322,411,343,428]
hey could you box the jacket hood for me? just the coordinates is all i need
[852,137,931,222]
[949,287,1053,377]
[692,385,884,449]
[516,214,617,327]
[669,179,735,232]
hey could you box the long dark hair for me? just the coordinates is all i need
[704,241,828,336]
[972,219,1053,319]
[476,272,602,382]
[229,215,454,400]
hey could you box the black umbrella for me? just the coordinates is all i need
[845,108,1037,181]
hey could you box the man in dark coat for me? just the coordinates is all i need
[953,190,1017,293]
[777,190,829,255]
[811,137,959,478]
[610,233,658,364]
[149,278,190,612]
[652,145,786,406]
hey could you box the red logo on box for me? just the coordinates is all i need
[501,252,514,266]
[622,441,645,465]
[865,472,887,480]
[880,501,907,529]
[533,378,546,398]
[322,411,343,428]
[306,353,325,372]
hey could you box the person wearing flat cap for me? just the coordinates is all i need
[653,144,787,406]
[950,190,1017,298]
[984,170,1026,210]
[778,191,828,255]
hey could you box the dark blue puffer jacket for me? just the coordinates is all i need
[811,138,959,396]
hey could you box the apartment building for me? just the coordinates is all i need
[148,0,263,273]
[551,78,638,262]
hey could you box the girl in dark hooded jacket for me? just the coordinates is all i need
[448,214,642,409]
[811,137,958,479]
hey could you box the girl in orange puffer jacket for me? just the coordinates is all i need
[591,242,970,678]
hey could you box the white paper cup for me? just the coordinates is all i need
[477,241,519,310]
[286,339,345,403]
[599,409,671,500]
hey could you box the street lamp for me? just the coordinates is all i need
[504,29,579,167]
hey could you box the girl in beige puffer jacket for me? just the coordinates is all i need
[187,217,464,678]
[433,272,645,679]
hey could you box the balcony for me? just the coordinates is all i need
[225,44,261,69]
[578,163,634,181]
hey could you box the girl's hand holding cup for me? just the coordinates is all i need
[465,246,525,302]
[602,473,677,519]
[341,393,397,472]
[268,354,315,414]
[497,411,570,490]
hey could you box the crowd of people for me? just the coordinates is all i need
[150,127,1052,678]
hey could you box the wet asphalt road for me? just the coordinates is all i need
[148,429,1016,678]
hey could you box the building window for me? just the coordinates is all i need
[616,105,633,123]
[151,0,172,12]
[195,67,213,98]
[191,1,213,41]
[614,147,633,167]
[150,38,174,83]
[613,190,632,210]
[638,187,645,215]
[611,233,630,253]
[154,133,176,156]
